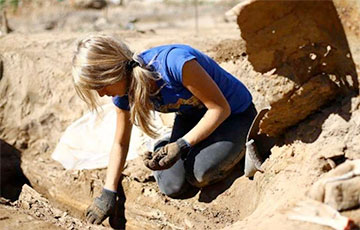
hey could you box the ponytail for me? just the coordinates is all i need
[128,56,159,138]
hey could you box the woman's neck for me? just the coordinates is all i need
[149,78,161,96]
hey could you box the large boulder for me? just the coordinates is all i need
[230,0,359,136]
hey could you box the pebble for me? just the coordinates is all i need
[21,201,30,210]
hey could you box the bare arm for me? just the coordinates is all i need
[104,106,132,192]
[181,59,231,146]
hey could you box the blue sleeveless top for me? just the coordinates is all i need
[112,44,252,114]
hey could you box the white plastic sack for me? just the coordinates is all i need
[52,103,171,170]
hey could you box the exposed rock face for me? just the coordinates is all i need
[235,0,359,136]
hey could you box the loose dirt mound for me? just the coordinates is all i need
[207,38,247,63]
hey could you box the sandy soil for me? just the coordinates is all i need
[1,1,360,230]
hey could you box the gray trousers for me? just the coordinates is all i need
[153,103,257,198]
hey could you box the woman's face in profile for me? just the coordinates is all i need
[96,78,128,97]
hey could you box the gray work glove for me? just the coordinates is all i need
[143,138,190,171]
[86,188,116,225]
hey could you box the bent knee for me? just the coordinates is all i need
[155,175,189,198]
[186,170,216,188]
[159,182,189,198]
[186,167,234,188]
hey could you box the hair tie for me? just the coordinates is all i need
[126,60,140,71]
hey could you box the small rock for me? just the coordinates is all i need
[52,208,63,218]
[70,0,107,9]
[184,218,194,228]
[0,197,11,205]
[44,21,57,30]
[21,201,31,210]
[61,211,68,218]
[325,177,360,210]
[142,187,157,198]
[309,53,317,60]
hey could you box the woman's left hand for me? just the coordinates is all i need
[86,188,116,224]
[143,138,190,170]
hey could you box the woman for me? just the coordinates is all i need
[72,34,257,225]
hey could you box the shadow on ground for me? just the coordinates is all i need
[0,139,31,201]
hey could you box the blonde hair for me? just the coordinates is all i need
[72,34,159,138]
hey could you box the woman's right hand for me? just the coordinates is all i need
[143,138,191,170]
[86,188,117,225]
